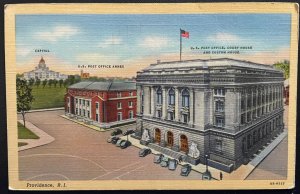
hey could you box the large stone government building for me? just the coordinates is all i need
[135,58,285,172]
[23,57,68,81]
[65,81,137,128]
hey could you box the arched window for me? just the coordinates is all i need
[168,88,175,105]
[156,87,162,104]
[182,89,189,107]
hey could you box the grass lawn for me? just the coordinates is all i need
[31,85,66,109]
[18,122,39,139]
[18,142,28,147]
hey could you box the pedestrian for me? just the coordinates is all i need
[220,172,223,180]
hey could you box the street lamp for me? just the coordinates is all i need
[205,154,209,172]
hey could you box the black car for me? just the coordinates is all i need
[111,128,122,136]
[120,140,131,149]
[122,129,135,136]
[160,156,170,167]
[139,148,152,157]
[180,164,192,176]
[168,159,178,170]
[153,154,163,164]
[111,136,120,144]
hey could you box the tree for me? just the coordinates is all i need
[17,78,34,127]
[53,79,58,88]
[42,79,47,88]
[59,79,63,88]
[63,79,68,88]
[28,78,35,87]
[35,79,41,88]
[48,79,53,88]
[273,60,289,79]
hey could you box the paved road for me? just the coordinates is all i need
[18,110,202,181]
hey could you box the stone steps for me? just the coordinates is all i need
[148,143,185,160]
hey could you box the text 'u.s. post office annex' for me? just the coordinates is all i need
[134,58,285,172]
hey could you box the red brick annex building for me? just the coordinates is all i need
[65,81,137,128]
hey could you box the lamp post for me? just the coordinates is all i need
[205,154,209,172]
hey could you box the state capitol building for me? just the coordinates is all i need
[135,58,285,172]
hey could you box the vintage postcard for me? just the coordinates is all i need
[5,3,298,190]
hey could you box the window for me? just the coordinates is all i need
[79,109,81,115]
[128,101,133,107]
[87,101,90,106]
[156,88,162,104]
[76,99,78,104]
[241,113,246,124]
[241,98,245,111]
[76,108,78,115]
[117,112,122,121]
[129,91,133,96]
[83,109,86,117]
[168,112,174,121]
[87,111,90,118]
[117,92,122,98]
[141,90,144,114]
[83,100,85,106]
[182,89,189,107]
[168,88,175,105]
[215,101,224,112]
[96,113,99,122]
[117,102,122,109]
[247,96,251,108]
[247,113,251,122]
[183,114,189,123]
[96,102,99,109]
[79,99,82,105]
[215,139,223,153]
[214,88,225,96]
[129,111,134,119]
[157,110,162,118]
[216,117,224,127]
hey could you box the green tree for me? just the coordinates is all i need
[28,78,35,87]
[59,79,63,88]
[35,79,41,88]
[53,79,58,88]
[48,79,53,88]
[17,78,34,127]
[273,60,289,79]
[42,79,47,88]
[63,79,68,88]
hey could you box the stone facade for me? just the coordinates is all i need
[135,58,285,172]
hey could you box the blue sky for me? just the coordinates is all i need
[16,14,291,77]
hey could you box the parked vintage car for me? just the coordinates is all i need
[160,156,169,167]
[111,128,122,136]
[115,139,123,147]
[108,136,120,144]
[139,148,151,157]
[168,159,178,170]
[153,154,164,164]
[122,129,135,136]
[120,140,131,149]
[180,164,192,176]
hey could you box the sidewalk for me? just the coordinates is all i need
[121,130,287,180]
[18,120,55,151]
[25,107,64,113]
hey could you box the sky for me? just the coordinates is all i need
[16,14,291,77]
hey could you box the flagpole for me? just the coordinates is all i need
[180,28,182,61]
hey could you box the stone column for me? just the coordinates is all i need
[150,86,155,117]
[189,88,194,126]
[136,85,141,115]
[175,87,180,121]
[143,86,151,116]
[162,86,167,119]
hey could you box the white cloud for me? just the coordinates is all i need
[208,33,241,43]
[98,36,123,48]
[139,36,170,49]
[35,25,79,42]
[16,46,32,57]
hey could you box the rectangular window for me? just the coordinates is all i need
[183,114,188,123]
[182,96,189,107]
[76,99,78,104]
[117,112,122,121]
[83,100,85,106]
[168,112,174,121]
[214,88,225,96]
[83,109,86,117]
[215,101,224,112]
[247,112,251,122]
[128,101,133,107]
[216,117,225,127]
[215,139,223,153]
[79,99,82,105]
[87,111,90,118]
[157,110,162,118]
[79,109,81,115]
[241,113,246,124]
[117,92,122,98]
[241,98,245,111]
[129,111,133,119]
[96,113,99,122]
[129,91,133,96]
[87,101,90,106]
[76,108,78,115]
[96,102,99,109]
[117,102,122,109]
